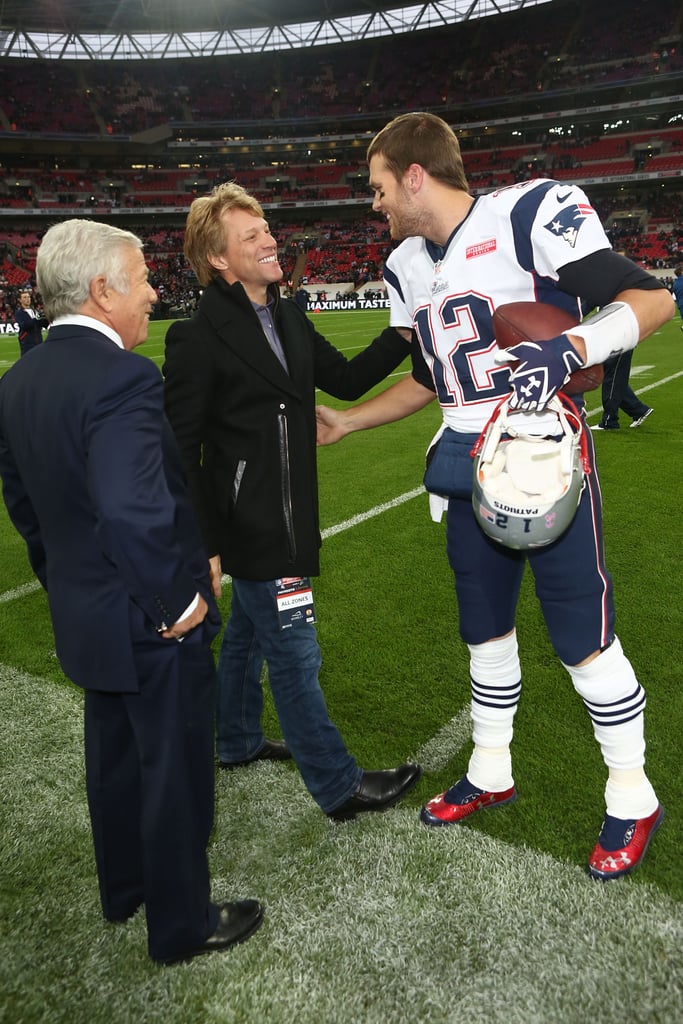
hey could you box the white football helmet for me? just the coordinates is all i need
[471,394,589,549]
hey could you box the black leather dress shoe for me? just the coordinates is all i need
[158,899,264,965]
[219,738,292,769]
[328,763,423,821]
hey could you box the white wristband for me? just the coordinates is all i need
[564,301,639,368]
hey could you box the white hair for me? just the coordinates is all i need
[36,219,143,321]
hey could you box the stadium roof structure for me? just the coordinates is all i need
[0,0,554,59]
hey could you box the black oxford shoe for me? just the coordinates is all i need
[328,763,423,822]
[158,899,264,965]
[219,738,292,768]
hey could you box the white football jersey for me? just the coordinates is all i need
[383,179,610,433]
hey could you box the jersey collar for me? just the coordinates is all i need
[425,196,479,264]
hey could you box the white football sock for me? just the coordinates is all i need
[562,637,646,770]
[605,768,659,820]
[467,744,514,792]
[467,632,520,790]
[562,637,658,819]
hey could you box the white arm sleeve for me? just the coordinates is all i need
[566,302,639,367]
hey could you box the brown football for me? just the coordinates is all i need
[493,301,603,395]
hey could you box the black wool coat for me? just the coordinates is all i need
[163,278,410,581]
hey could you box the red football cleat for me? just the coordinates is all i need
[420,774,517,826]
[588,804,664,881]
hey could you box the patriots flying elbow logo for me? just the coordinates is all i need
[545,203,595,247]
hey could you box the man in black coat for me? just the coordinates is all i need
[164,182,421,821]
[0,219,263,964]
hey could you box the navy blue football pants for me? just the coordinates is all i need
[446,425,614,665]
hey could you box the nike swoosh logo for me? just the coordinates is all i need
[556,190,572,203]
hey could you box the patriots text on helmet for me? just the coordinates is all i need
[489,501,541,516]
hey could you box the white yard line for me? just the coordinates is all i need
[321,486,424,539]
[3,369,681,604]
[0,578,42,603]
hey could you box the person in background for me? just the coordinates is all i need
[672,265,683,330]
[294,283,309,311]
[14,288,48,356]
[316,112,673,878]
[591,350,653,430]
[0,219,263,965]
[592,250,653,431]
[163,182,421,822]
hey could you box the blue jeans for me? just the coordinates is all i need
[215,577,361,813]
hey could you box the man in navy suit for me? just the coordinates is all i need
[14,288,47,356]
[0,219,263,964]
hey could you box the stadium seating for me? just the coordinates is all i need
[1,0,682,316]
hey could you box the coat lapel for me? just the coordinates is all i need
[201,281,302,399]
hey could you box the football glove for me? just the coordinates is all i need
[495,334,584,411]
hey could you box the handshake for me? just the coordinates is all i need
[316,404,349,447]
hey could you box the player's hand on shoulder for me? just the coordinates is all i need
[495,334,583,411]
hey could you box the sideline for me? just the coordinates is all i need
[2,663,681,1024]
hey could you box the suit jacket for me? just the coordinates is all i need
[15,305,46,354]
[0,324,219,692]
[164,278,410,580]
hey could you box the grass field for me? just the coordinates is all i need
[1,310,682,1023]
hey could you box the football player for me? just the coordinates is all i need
[316,112,673,880]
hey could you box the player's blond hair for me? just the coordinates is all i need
[184,181,264,287]
[367,112,469,192]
